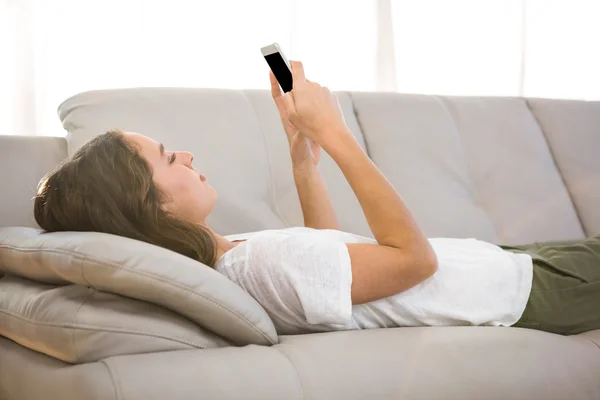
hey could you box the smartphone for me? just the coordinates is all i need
[261,43,293,93]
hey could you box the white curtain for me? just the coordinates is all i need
[390,0,600,97]
[1,0,599,137]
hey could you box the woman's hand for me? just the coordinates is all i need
[280,61,350,150]
[270,69,321,170]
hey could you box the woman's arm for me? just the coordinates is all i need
[279,61,438,303]
[269,69,339,230]
[293,165,340,230]
[324,130,438,304]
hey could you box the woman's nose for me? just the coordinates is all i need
[178,151,194,167]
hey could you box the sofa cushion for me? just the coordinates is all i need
[0,135,67,230]
[0,275,229,363]
[349,93,586,245]
[0,227,278,346]
[348,93,501,242]
[273,327,600,400]
[58,88,289,236]
[243,90,374,237]
[0,336,113,400]
[440,96,585,244]
[527,98,600,237]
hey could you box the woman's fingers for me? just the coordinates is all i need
[281,92,297,121]
[272,61,309,100]
[269,70,282,99]
[290,60,306,87]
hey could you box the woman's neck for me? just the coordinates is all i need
[208,228,241,261]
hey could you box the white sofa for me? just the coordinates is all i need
[1,88,599,400]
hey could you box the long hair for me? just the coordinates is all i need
[34,129,218,267]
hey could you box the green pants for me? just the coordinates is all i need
[500,235,600,335]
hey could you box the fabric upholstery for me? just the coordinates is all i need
[527,98,600,236]
[0,336,112,400]
[348,93,501,242]
[53,88,598,243]
[58,88,287,236]
[1,327,599,400]
[440,96,585,244]
[274,327,600,400]
[583,330,600,348]
[0,135,67,229]
[0,227,277,346]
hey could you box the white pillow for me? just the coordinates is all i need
[0,227,278,346]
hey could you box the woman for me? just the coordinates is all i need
[34,61,600,336]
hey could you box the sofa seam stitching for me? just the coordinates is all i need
[347,91,371,157]
[69,287,94,363]
[0,307,214,349]
[79,252,91,286]
[433,95,503,242]
[0,245,277,345]
[524,99,587,236]
[242,90,291,227]
[578,335,600,350]
[273,346,308,400]
[100,359,121,400]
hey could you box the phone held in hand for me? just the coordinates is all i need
[261,43,293,93]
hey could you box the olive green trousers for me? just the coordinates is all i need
[500,234,600,335]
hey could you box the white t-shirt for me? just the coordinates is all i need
[215,227,533,335]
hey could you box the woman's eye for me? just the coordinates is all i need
[169,153,176,164]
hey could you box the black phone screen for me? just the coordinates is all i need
[264,52,293,93]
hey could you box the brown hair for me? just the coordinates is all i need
[34,129,218,267]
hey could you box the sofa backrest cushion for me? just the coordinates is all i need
[348,93,501,242]
[58,88,290,236]
[527,98,600,237]
[439,96,585,243]
[56,88,596,243]
[57,88,375,237]
[0,136,67,230]
[0,275,229,363]
[350,93,586,245]
[0,227,278,347]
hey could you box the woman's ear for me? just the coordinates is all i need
[160,200,175,215]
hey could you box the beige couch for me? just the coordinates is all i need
[1,88,599,400]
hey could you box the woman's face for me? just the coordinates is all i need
[123,132,216,224]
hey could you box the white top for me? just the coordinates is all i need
[216,227,533,335]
